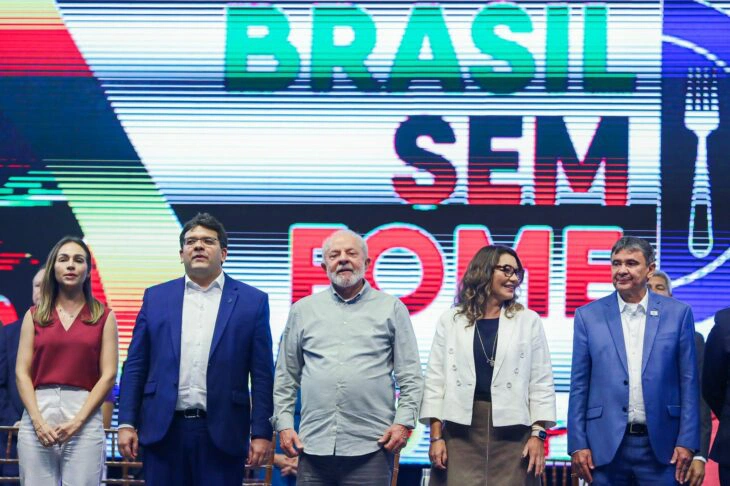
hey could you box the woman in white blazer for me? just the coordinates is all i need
[421,245,556,485]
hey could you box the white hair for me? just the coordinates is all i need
[321,229,368,258]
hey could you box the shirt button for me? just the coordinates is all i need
[452,365,457,371]
[448,348,454,354]
[520,352,524,358]
[456,380,461,386]
[506,382,512,389]
[514,368,519,375]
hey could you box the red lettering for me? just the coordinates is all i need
[454,226,494,283]
[514,227,552,316]
[564,228,622,316]
[455,226,552,316]
[290,225,344,303]
[365,225,444,314]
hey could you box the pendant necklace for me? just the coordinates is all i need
[57,302,84,321]
[476,322,498,368]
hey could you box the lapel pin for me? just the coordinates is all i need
[650,310,658,317]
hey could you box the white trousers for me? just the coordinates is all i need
[18,386,105,486]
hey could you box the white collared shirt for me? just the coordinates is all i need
[176,271,225,411]
[617,290,649,424]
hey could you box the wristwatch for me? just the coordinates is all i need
[531,430,547,441]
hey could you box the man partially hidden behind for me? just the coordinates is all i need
[647,270,711,486]
[568,236,699,484]
[118,213,274,485]
[272,229,424,486]
[0,268,43,477]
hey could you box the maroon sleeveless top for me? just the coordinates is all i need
[31,303,111,391]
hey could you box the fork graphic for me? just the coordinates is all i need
[683,67,719,259]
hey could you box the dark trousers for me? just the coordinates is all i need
[144,416,245,486]
[592,433,678,485]
[719,464,730,485]
[297,450,393,486]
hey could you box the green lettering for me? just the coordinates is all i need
[546,5,569,92]
[311,6,378,92]
[388,6,464,92]
[470,3,535,94]
[225,6,300,92]
[583,5,635,92]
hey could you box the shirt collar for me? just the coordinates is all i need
[617,289,648,315]
[331,279,369,304]
[185,271,225,292]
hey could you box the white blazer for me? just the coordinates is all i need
[420,306,556,428]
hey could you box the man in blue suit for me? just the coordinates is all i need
[118,213,274,485]
[568,236,699,485]
[0,268,43,476]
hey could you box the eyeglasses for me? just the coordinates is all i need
[183,237,219,247]
[494,264,525,282]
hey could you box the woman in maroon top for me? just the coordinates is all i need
[15,236,118,485]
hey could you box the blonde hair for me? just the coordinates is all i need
[34,236,105,327]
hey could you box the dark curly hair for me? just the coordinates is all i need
[455,245,524,326]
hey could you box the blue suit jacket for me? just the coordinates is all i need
[0,320,23,425]
[118,274,274,456]
[568,291,699,466]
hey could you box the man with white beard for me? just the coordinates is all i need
[272,229,424,486]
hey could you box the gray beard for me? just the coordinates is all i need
[328,267,365,288]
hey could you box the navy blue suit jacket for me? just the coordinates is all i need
[703,307,730,464]
[0,320,23,425]
[118,274,274,456]
[568,291,699,466]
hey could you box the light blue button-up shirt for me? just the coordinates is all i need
[272,281,424,456]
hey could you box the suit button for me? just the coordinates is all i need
[622,406,627,412]
[623,380,628,385]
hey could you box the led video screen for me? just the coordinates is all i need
[1,0,730,463]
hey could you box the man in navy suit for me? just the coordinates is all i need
[0,268,43,476]
[568,236,699,484]
[118,213,274,485]
[703,307,730,484]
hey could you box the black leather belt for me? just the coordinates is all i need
[175,408,207,419]
[626,423,648,435]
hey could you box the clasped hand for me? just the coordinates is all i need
[33,418,83,447]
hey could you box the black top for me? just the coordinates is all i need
[473,317,499,401]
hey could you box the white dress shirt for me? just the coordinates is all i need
[617,291,649,425]
[176,271,225,411]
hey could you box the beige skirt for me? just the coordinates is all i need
[429,400,541,486]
